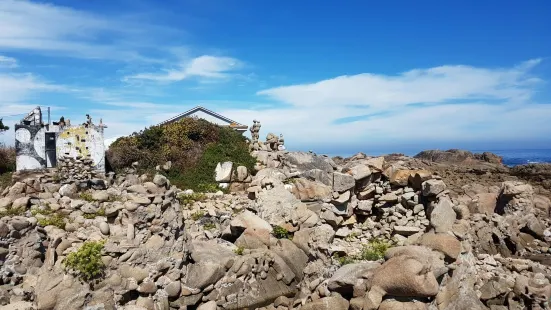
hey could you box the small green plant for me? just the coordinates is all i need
[234,246,245,255]
[0,206,25,217]
[63,241,105,281]
[345,232,359,242]
[178,192,207,206]
[272,225,290,239]
[203,221,216,230]
[108,195,122,202]
[83,207,106,219]
[197,183,219,193]
[359,239,392,261]
[332,253,356,265]
[283,178,297,185]
[191,210,205,221]
[52,173,62,183]
[79,192,94,202]
[38,213,67,229]
[31,207,54,216]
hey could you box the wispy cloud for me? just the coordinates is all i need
[0,0,179,61]
[124,55,243,82]
[0,55,17,68]
[218,59,550,151]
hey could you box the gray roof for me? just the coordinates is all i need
[157,106,248,128]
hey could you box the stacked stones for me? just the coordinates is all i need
[56,155,97,183]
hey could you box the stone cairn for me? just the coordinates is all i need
[56,155,96,184]
[249,120,285,152]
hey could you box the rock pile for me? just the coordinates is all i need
[56,155,102,184]
[0,149,549,310]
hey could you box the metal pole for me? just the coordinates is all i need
[48,107,51,125]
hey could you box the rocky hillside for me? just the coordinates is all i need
[0,149,550,310]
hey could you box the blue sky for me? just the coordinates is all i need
[1,0,551,154]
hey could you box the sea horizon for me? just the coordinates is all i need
[320,148,551,167]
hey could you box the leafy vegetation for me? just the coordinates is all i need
[83,208,105,219]
[332,239,392,265]
[107,117,255,192]
[234,246,245,255]
[191,210,205,221]
[272,225,290,239]
[0,144,15,190]
[79,192,94,202]
[0,206,26,217]
[203,221,216,230]
[63,241,106,281]
[37,213,67,230]
[178,192,207,206]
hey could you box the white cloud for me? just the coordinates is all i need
[0,55,17,68]
[220,59,549,152]
[125,55,242,82]
[0,0,176,61]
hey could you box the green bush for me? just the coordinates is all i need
[272,225,290,239]
[359,239,392,261]
[38,213,67,230]
[0,206,25,217]
[234,246,245,255]
[178,192,207,206]
[203,221,216,230]
[332,253,356,265]
[191,210,205,221]
[63,241,105,281]
[107,117,255,191]
[79,192,94,202]
[0,145,15,190]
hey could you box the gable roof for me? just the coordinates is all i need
[157,106,248,129]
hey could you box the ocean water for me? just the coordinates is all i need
[475,149,551,167]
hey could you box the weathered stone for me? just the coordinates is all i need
[301,169,333,187]
[0,197,12,209]
[417,232,461,260]
[291,178,332,201]
[421,180,446,196]
[12,196,29,209]
[394,226,421,236]
[236,166,249,182]
[153,174,168,187]
[301,295,349,310]
[215,162,233,182]
[333,172,355,192]
[59,183,78,197]
[366,157,385,171]
[92,191,109,202]
[371,255,439,298]
[99,222,110,235]
[429,197,456,233]
[347,164,372,181]
[327,262,380,295]
[469,193,497,215]
[283,152,336,173]
[127,185,148,194]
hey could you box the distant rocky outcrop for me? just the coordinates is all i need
[414,149,503,165]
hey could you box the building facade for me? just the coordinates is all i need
[14,107,106,172]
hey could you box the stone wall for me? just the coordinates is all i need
[56,155,100,184]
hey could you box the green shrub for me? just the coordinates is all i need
[38,214,67,229]
[79,192,94,202]
[178,192,207,206]
[234,246,245,255]
[359,239,392,261]
[31,207,54,216]
[272,225,290,239]
[332,253,356,265]
[0,206,25,217]
[203,221,216,230]
[63,241,105,281]
[191,210,205,221]
[0,145,15,175]
[106,117,255,191]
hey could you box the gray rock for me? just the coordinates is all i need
[347,164,372,181]
[92,191,109,202]
[127,185,148,194]
[301,169,333,187]
[12,196,29,209]
[215,162,233,182]
[153,174,168,187]
[185,262,225,289]
[0,197,12,209]
[333,172,355,192]
[429,197,456,233]
[301,295,349,310]
[59,183,78,197]
[422,180,446,196]
[332,190,351,205]
[129,194,150,205]
[81,203,98,214]
[393,226,421,236]
[327,262,380,295]
[99,222,110,235]
[9,217,29,231]
[0,222,9,237]
[283,152,336,173]
[165,281,181,298]
[236,166,249,182]
[197,301,217,310]
[119,264,149,282]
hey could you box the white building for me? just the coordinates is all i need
[157,106,248,134]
